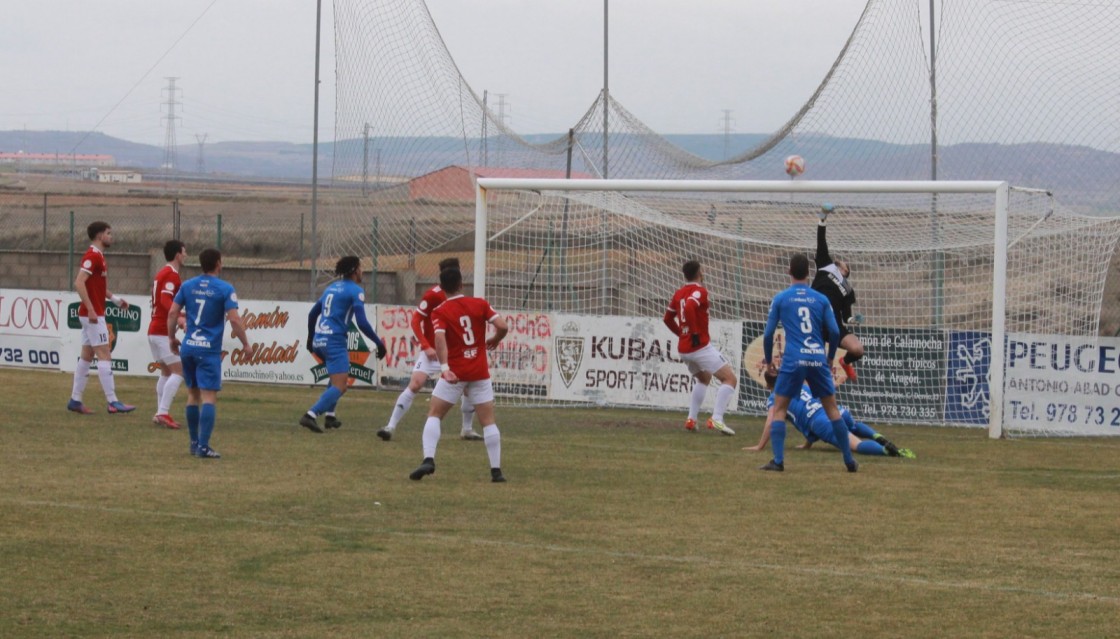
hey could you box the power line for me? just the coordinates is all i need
[495,94,509,166]
[719,109,735,160]
[161,77,181,182]
[195,133,208,174]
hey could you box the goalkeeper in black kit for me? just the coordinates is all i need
[812,203,865,381]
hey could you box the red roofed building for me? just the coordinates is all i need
[408,165,594,202]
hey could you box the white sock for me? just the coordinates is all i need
[158,373,182,415]
[688,379,708,420]
[155,374,167,409]
[387,387,416,430]
[96,359,117,403]
[71,359,91,402]
[460,397,475,433]
[712,384,736,422]
[422,416,441,459]
[483,424,501,469]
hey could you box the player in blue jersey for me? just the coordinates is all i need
[760,253,858,473]
[745,371,915,458]
[168,248,251,459]
[300,256,388,433]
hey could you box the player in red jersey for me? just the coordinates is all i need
[147,240,187,429]
[378,257,482,441]
[67,221,135,415]
[409,267,509,483]
[663,260,737,435]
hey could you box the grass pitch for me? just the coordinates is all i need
[1,369,1117,638]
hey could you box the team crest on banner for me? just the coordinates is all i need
[945,331,991,425]
[555,321,584,388]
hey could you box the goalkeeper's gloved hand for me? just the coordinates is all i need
[819,203,834,223]
[690,334,701,348]
[375,341,388,360]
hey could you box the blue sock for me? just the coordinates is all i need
[326,388,344,413]
[185,404,200,444]
[772,420,786,465]
[311,386,343,416]
[199,403,216,448]
[856,440,886,456]
[849,421,878,440]
[832,418,855,464]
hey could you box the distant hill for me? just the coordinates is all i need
[0,130,326,180]
[0,130,163,167]
[2,129,1119,212]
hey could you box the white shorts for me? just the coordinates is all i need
[148,335,181,365]
[681,344,729,377]
[79,316,110,348]
[412,350,443,377]
[432,377,494,406]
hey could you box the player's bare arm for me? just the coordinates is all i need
[167,302,183,353]
[434,330,458,383]
[743,406,776,452]
[485,314,508,350]
[227,309,251,351]
[107,290,129,310]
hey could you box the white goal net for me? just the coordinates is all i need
[473,179,1120,438]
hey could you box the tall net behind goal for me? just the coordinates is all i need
[474,179,1120,437]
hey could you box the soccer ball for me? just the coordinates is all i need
[784,155,805,177]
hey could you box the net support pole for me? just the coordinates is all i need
[309,0,323,301]
[989,182,1010,439]
[68,210,74,291]
[370,217,379,303]
[475,184,488,298]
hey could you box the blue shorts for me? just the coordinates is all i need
[313,336,350,376]
[774,364,835,400]
[804,411,842,448]
[181,351,223,391]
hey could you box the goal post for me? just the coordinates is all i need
[473,178,1120,438]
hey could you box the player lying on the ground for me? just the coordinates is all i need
[744,372,915,458]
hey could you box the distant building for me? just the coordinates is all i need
[408,166,593,202]
[0,152,115,167]
[93,169,142,184]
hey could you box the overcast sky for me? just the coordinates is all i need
[0,0,870,146]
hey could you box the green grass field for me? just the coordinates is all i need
[1,369,1117,638]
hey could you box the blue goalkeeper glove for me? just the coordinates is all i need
[690,334,701,348]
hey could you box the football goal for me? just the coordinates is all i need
[473,178,1120,438]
